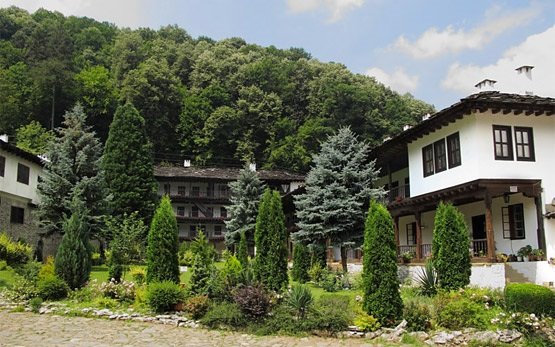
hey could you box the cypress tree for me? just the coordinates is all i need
[291,242,310,283]
[146,196,180,284]
[54,197,92,289]
[237,230,248,268]
[102,102,157,225]
[188,253,212,296]
[362,200,403,326]
[432,202,471,291]
[253,189,288,292]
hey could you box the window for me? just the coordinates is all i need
[163,183,170,195]
[406,222,416,245]
[404,177,410,198]
[433,139,447,173]
[191,186,200,197]
[177,186,186,196]
[17,163,29,185]
[447,132,461,168]
[189,225,198,238]
[0,155,5,177]
[10,206,24,224]
[220,207,227,218]
[207,185,213,198]
[214,225,222,236]
[502,203,525,240]
[177,206,185,216]
[191,206,199,217]
[206,207,213,217]
[514,127,535,161]
[422,144,434,177]
[493,125,513,160]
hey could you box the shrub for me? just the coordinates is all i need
[130,266,146,285]
[91,252,102,266]
[0,233,32,266]
[236,230,248,268]
[435,293,489,330]
[188,253,212,296]
[490,311,547,334]
[68,285,97,303]
[353,310,381,332]
[38,256,56,280]
[5,276,38,301]
[29,297,43,313]
[233,284,272,319]
[97,279,136,302]
[403,301,432,332]
[291,243,310,283]
[220,255,242,289]
[285,284,313,320]
[415,261,437,296]
[319,271,342,292]
[0,260,8,270]
[505,283,555,316]
[201,302,247,328]
[146,281,185,313]
[37,275,69,300]
[307,263,325,283]
[362,201,403,326]
[309,294,353,333]
[183,295,210,319]
[14,261,42,283]
[92,297,119,309]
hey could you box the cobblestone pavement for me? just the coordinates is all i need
[0,311,383,347]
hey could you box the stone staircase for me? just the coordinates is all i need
[504,263,530,284]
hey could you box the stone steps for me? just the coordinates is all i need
[504,263,530,284]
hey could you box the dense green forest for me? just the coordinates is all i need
[0,6,434,172]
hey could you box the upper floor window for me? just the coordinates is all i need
[191,205,199,217]
[493,125,513,160]
[220,207,227,218]
[447,132,461,168]
[514,127,535,161]
[10,206,24,224]
[433,139,447,173]
[0,155,5,177]
[191,186,200,197]
[177,186,186,196]
[177,206,185,216]
[163,183,170,195]
[422,144,434,177]
[214,225,222,236]
[17,163,29,185]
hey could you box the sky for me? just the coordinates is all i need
[1,0,554,109]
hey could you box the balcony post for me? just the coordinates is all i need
[415,211,422,260]
[484,192,495,261]
[393,215,400,255]
[534,195,547,255]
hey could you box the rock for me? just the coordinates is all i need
[471,331,497,343]
[408,331,429,341]
[497,329,522,343]
[364,331,378,339]
[109,315,118,320]
[431,331,457,344]
[348,325,363,332]
[156,314,172,320]
[395,319,408,331]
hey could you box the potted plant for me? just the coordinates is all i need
[496,253,508,263]
[507,254,518,262]
[517,245,532,262]
[530,249,544,261]
[401,251,414,264]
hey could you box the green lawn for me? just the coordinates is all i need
[90,265,191,283]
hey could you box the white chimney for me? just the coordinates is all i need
[0,134,8,143]
[249,163,256,171]
[474,79,497,91]
[183,159,191,167]
[403,124,411,131]
[515,65,534,95]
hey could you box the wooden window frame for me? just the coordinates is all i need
[493,125,513,160]
[406,222,416,245]
[422,144,434,177]
[447,132,462,168]
[17,163,29,185]
[501,203,525,240]
[10,206,25,224]
[514,127,535,161]
[434,139,447,173]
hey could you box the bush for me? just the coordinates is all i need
[130,266,146,285]
[505,283,555,317]
[38,256,56,279]
[37,275,69,300]
[5,276,39,301]
[286,284,313,319]
[291,243,310,283]
[415,261,437,296]
[92,297,119,309]
[146,281,185,313]
[91,252,102,266]
[353,310,381,332]
[97,279,136,302]
[201,302,247,328]
[188,253,213,296]
[309,294,353,333]
[319,271,342,292]
[403,301,432,332]
[307,263,325,283]
[0,260,8,270]
[0,233,32,266]
[29,297,43,313]
[68,285,97,303]
[435,293,489,330]
[220,255,242,289]
[14,261,42,283]
[183,295,210,319]
[233,284,272,319]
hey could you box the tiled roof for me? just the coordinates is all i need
[154,165,305,182]
[0,140,44,166]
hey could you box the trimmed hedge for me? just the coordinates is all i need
[505,283,555,316]
[146,281,185,313]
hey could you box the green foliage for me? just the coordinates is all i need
[146,196,180,284]
[37,275,69,300]
[309,242,327,269]
[403,301,432,332]
[146,281,185,313]
[0,232,32,266]
[291,242,310,283]
[29,297,43,313]
[14,260,41,283]
[221,255,243,289]
[225,166,264,247]
[353,310,381,332]
[319,270,342,292]
[129,266,146,285]
[362,201,403,326]
[200,302,247,328]
[96,279,136,303]
[415,260,438,296]
[106,212,147,281]
[307,263,325,283]
[286,284,313,320]
[311,294,353,332]
[15,120,54,155]
[236,230,248,268]
[432,202,471,291]
[232,284,272,319]
[188,253,212,296]
[183,295,210,319]
[253,189,288,292]
[505,283,555,317]
[190,230,217,264]
[434,292,491,330]
[5,276,39,301]
[178,241,193,266]
[0,260,7,271]
[54,198,92,290]
[294,127,384,270]
[102,102,157,223]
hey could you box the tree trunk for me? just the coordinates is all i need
[340,246,348,272]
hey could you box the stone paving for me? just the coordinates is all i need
[0,311,382,347]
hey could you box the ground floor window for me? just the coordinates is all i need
[502,203,525,240]
[10,206,25,224]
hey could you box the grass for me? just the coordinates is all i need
[0,268,17,288]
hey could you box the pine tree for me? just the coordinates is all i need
[225,165,264,247]
[291,242,310,283]
[432,202,471,291]
[188,253,212,296]
[54,197,92,289]
[362,200,403,326]
[237,230,248,268]
[37,104,108,238]
[294,127,383,271]
[146,196,180,284]
[102,102,157,225]
[253,189,288,292]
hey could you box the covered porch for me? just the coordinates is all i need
[389,179,546,263]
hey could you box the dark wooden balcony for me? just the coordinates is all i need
[387,184,410,204]
[167,191,231,203]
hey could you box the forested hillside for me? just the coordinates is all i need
[0,6,434,172]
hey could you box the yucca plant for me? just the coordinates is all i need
[286,284,314,320]
[415,261,437,296]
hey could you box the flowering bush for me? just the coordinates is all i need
[96,279,136,302]
[490,312,552,334]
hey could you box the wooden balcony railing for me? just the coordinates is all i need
[471,238,488,257]
[387,184,410,204]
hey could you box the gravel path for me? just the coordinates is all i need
[0,311,382,347]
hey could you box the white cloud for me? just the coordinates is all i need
[441,25,555,98]
[365,67,419,94]
[0,0,145,28]
[286,0,365,23]
[392,7,539,59]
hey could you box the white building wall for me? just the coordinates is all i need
[0,149,42,204]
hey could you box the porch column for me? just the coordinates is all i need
[534,195,547,254]
[484,193,496,261]
[393,215,400,256]
[415,211,422,260]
